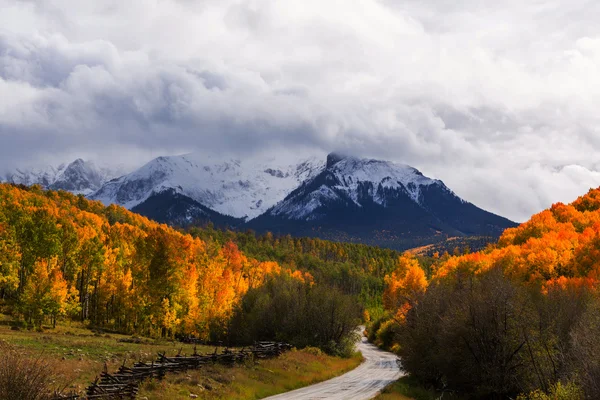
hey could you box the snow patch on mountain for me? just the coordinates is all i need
[272,185,341,221]
[329,155,440,205]
[91,152,326,220]
[3,159,127,195]
[269,153,456,221]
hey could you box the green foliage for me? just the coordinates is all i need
[517,381,584,400]
[227,273,361,356]
[374,319,398,350]
[187,225,436,313]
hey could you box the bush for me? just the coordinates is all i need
[367,316,385,343]
[375,319,398,350]
[227,273,362,356]
[323,333,360,358]
[517,381,584,400]
[397,267,555,397]
[569,297,600,398]
[0,343,54,400]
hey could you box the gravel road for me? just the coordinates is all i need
[262,335,403,400]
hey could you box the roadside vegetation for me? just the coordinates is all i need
[227,273,361,357]
[371,188,600,399]
[0,317,362,399]
[374,376,455,400]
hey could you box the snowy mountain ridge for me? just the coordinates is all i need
[90,152,326,220]
[268,152,461,221]
[3,159,126,195]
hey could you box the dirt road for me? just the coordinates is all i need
[262,335,403,400]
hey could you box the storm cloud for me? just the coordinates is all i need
[1,0,600,221]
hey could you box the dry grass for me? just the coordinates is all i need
[374,376,465,400]
[0,316,216,396]
[0,316,362,399]
[0,342,56,400]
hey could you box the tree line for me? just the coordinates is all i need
[186,224,440,319]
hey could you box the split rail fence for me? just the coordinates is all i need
[53,341,292,400]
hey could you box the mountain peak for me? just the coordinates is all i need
[2,159,123,196]
[326,152,353,168]
[70,158,86,165]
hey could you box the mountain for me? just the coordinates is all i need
[91,152,325,221]
[8,152,516,250]
[247,153,517,249]
[130,188,243,227]
[3,159,125,195]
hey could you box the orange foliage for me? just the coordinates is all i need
[383,254,428,321]
[0,183,292,337]
[435,187,600,289]
[384,187,600,324]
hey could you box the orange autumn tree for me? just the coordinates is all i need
[383,253,428,322]
[378,188,600,399]
[431,188,600,289]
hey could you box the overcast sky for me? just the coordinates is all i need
[1,0,600,221]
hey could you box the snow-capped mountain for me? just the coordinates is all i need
[91,152,325,220]
[247,153,516,249]
[3,151,516,250]
[4,164,69,188]
[267,152,447,220]
[3,159,126,195]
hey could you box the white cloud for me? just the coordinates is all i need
[1,0,600,221]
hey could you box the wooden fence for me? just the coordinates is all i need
[53,341,292,400]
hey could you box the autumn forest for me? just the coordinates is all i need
[3,182,600,398]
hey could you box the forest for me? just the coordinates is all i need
[0,183,360,352]
[5,182,600,398]
[371,188,600,399]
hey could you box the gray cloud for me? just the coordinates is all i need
[1,0,600,221]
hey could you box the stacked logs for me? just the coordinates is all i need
[54,342,292,400]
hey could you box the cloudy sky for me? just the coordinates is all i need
[2,0,600,221]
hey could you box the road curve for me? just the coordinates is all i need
[262,335,403,400]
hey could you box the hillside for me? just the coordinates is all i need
[376,187,600,399]
[0,183,302,339]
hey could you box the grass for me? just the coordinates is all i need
[0,315,363,399]
[0,316,216,395]
[375,376,465,400]
[138,348,363,399]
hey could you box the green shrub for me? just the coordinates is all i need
[517,381,584,400]
[227,273,362,357]
[375,319,398,350]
